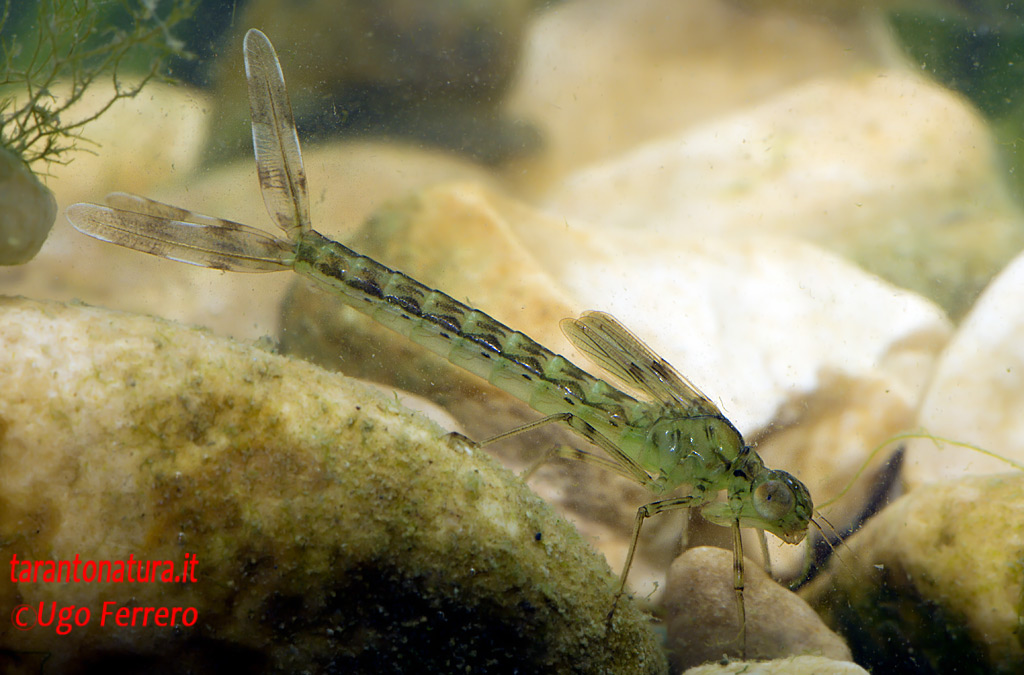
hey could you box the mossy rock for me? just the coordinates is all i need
[0,297,665,674]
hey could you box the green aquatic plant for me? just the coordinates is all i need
[0,0,192,264]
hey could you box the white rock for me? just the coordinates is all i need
[48,80,207,203]
[508,210,951,436]
[508,0,896,183]
[544,71,1001,243]
[905,247,1024,488]
[541,67,1024,319]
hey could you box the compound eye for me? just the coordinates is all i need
[753,479,794,522]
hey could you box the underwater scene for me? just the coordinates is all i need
[3,0,1024,673]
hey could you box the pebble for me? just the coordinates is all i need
[665,547,851,670]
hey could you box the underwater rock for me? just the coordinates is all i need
[802,473,1024,673]
[508,0,894,186]
[904,245,1024,489]
[0,148,56,265]
[514,0,1024,319]
[506,211,951,440]
[664,547,851,670]
[204,0,541,164]
[0,296,666,674]
[49,80,207,201]
[542,69,1024,320]
[681,654,869,675]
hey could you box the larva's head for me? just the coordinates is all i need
[703,467,812,544]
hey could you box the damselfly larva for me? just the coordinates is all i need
[66,28,813,652]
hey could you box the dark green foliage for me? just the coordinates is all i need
[0,0,194,169]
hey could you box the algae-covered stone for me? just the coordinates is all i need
[0,148,56,265]
[803,473,1024,673]
[665,547,851,670]
[0,297,666,674]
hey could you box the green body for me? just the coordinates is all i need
[293,231,811,545]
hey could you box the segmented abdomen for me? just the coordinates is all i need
[294,231,639,422]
